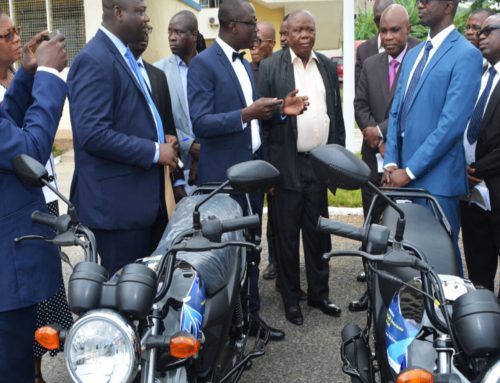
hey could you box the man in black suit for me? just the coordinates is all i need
[460,14,500,298]
[355,0,394,85]
[258,10,345,325]
[352,4,417,312]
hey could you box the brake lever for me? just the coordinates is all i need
[14,234,48,243]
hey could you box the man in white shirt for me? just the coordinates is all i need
[460,14,500,298]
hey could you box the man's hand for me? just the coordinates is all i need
[188,160,198,186]
[382,165,397,186]
[166,134,179,153]
[174,186,187,202]
[388,168,411,187]
[242,97,283,122]
[267,186,276,197]
[158,143,178,169]
[35,33,67,72]
[363,126,381,149]
[282,89,309,116]
[467,166,482,187]
[189,142,200,161]
[22,30,49,73]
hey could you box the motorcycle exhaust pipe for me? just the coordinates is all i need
[340,323,372,383]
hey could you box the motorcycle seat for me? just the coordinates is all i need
[152,194,245,295]
[380,202,458,275]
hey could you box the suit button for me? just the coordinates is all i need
[248,145,252,150]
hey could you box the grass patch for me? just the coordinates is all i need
[328,188,362,208]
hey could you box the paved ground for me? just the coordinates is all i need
[42,151,499,383]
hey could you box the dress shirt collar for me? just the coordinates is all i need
[175,54,190,68]
[388,45,408,64]
[216,37,242,63]
[290,48,318,66]
[487,61,500,75]
[426,24,455,52]
[137,56,145,67]
[99,25,128,57]
[377,34,385,53]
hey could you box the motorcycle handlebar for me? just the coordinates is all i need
[220,215,260,233]
[32,210,58,228]
[317,217,364,242]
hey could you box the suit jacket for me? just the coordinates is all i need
[385,29,483,197]
[354,41,419,181]
[258,48,346,192]
[474,79,500,212]
[68,30,163,230]
[187,41,260,185]
[143,60,184,183]
[155,55,195,167]
[0,68,66,311]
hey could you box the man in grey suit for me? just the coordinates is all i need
[155,10,199,191]
[351,4,417,312]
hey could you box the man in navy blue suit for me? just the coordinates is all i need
[0,31,67,382]
[383,0,482,275]
[68,0,178,276]
[188,0,307,341]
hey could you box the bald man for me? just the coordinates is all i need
[250,21,275,82]
[259,10,345,325]
[351,4,418,312]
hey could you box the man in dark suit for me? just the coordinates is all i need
[460,14,500,298]
[383,0,483,275]
[464,8,495,48]
[351,4,416,312]
[0,32,67,382]
[258,10,346,325]
[355,4,418,218]
[355,0,394,85]
[129,26,186,203]
[68,0,178,276]
[188,0,306,340]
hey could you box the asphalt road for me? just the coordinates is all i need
[42,152,499,383]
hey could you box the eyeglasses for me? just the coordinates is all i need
[231,18,257,28]
[477,24,500,38]
[465,24,482,32]
[0,26,21,42]
[254,37,274,45]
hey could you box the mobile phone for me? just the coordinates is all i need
[42,29,61,41]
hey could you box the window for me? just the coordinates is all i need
[1,0,85,65]
[200,0,221,9]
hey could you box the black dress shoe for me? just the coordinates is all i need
[263,263,277,280]
[349,290,368,312]
[248,317,285,341]
[356,271,366,282]
[307,298,342,317]
[284,304,303,325]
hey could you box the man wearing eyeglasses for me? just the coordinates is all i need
[464,8,494,48]
[188,0,307,341]
[250,21,275,83]
[460,14,500,300]
[383,0,483,275]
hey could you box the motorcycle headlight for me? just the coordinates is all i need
[65,309,139,383]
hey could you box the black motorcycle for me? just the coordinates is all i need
[309,144,500,383]
[13,154,280,383]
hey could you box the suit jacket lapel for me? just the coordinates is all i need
[214,42,247,107]
[406,30,456,111]
[377,53,390,103]
[481,80,500,128]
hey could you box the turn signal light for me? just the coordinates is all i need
[170,332,201,359]
[397,369,434,383]
[35,326,60,350]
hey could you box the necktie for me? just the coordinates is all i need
[124,49,176,217]
[399,41,433,135]
[389,59,399,90]
[124,48,165,144]
[467,67,497,144]
[232,51,245,62]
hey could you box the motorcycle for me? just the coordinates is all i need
[309,144,500,383]
[13,154,280,383]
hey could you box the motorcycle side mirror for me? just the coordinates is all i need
[310,145,371,190]
[226,160,280,193]
[12,154,49,187]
